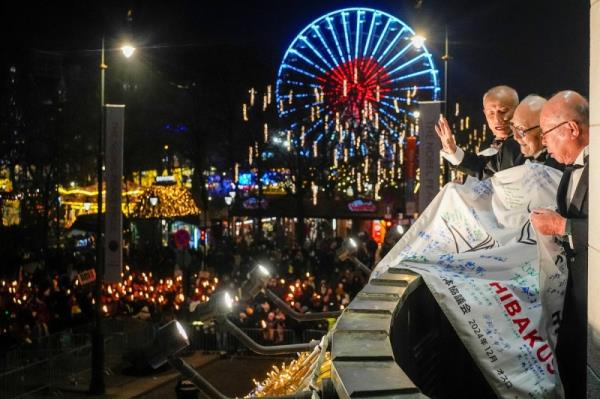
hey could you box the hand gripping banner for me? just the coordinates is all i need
[372,163,567,398]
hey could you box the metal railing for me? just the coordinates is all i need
[0,319,154,398]
[191,326,327,353]
[0,319,327,399]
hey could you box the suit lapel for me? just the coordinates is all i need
[569,164,588,215]
[557,168,572,216]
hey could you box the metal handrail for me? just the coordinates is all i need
[219,318,320,355]
[168,356,314,399]
[264,289,342,321]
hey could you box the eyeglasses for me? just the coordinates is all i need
[540,120,571,139]
[509,123,539,138]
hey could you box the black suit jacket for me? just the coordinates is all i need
[555,161,588,395]
[456,136,524,179]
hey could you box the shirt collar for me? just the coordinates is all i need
[533,149,545,160]
[574,146,589,166]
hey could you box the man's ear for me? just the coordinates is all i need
[567,120,580,139]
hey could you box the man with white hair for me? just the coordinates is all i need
[530,90,589,398]
[509,94,562,169]
[435,85,524,179]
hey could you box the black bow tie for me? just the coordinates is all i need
[492,138,505,147]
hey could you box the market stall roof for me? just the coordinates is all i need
[69,213,130,234]
[131,185,201,219]
[59,182,144,201]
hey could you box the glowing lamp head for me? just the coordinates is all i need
[240,264,271,301]
[411,35,426,49]
[175,320,188,341]
[147,319,190,369]
[348,237,358,248]
[223,292,234,310]
[257,264,270,276]
[396,224,405,235]
[121,45,136,58]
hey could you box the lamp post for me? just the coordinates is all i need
[89,38,135,395]
[441,27,451,184]
[442,26,449,119]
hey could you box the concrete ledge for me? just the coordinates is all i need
[332,331,393,361]
[335,311,392,333]
[330,271,428,398]
[331,361,424,399]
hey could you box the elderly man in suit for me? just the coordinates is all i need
[435,85,525,179]
[510,94,563,169]
[530,90,589,398]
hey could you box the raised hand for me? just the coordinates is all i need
[434,114,458,154]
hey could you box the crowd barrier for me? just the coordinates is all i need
[0,319,152,398]
[0,319,327,398]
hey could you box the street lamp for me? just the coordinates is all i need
[336,237,372,275]
[410,34,426,49]
[90,37,135,395]
[121,44,136,58]
[238,263,342,321]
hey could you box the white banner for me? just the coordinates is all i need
[373,163,567,398]
[104,104,125,282]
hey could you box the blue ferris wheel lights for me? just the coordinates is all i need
[387,52,427,76]
[383,42,414,69]
[354,10,362,61]
[389,68,435,83]
[282,63,317,79]
[300,35,333,70]
[312,25,339,67]
[291,49,327,74]
[362,11,377,57]
[342,11,351,59]
[276,7,441,149]
[370,17,392,57]
[326,17,346,64]
[377,27,406,63]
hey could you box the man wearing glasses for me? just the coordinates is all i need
[510,94,562,169]
[435,85,524,179]
[530,90,589,398]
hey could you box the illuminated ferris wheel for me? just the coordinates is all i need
[276,8,440,169]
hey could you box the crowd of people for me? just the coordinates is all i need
[0,229,381,354]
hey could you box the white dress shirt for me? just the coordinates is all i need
[567,146,588,205]
[440,146,465,166]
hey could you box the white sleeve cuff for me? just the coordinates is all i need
[568,235,574,250]
[440,146,464,166]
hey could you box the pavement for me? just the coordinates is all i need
[137,355,290,399]
[42,351,219,399]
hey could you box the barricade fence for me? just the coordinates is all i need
[0,318,328,398]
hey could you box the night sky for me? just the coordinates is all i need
[3,0,590,123]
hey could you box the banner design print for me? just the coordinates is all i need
[372,163,567,398]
